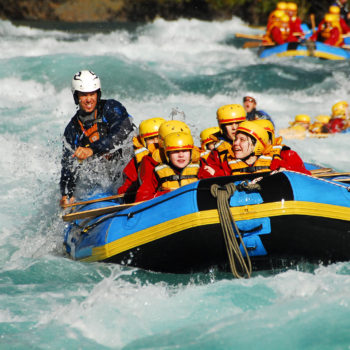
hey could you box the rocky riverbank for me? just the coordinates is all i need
[0,0,333,25]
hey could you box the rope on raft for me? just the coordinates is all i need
[210,182,257,278]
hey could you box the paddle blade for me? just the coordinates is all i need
[243,41,274,49]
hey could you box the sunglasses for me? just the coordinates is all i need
[243,97,256,103]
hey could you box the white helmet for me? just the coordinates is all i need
[71,70,101,104]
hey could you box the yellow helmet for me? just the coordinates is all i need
[200,127,220,146]
[287,2,298,11]
[332,101,349,118]
[294,114,311,123]
[276,2,287,10]
[273,10,286,19]
[164,132,194,162]
[216,104,246,125]
[329,6,341,15]
[158,120,191,148]
[280,14,290,23]
[139,117,166,146]
[235,121,269,156]
[253,119,275,144]
[315,115,331,124]
[325,13,339,23]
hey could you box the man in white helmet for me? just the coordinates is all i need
[60,70,134,207]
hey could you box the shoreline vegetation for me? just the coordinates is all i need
[0,0,343,27]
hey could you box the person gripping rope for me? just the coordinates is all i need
[60,70,134,207]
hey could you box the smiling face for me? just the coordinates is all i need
[77,91,98,113]
[233,132,255,159]
[168,150,191,169]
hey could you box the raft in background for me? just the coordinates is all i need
[64,171,350,274]
[278,127,329,140]
[278,127,350,140]
[259,41,350,60]
[258,23,350,60]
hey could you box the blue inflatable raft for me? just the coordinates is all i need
[63,171,350,273]
[259,41,350,60]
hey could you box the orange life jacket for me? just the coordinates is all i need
[155,163,200,191]
[211,134,233,163]
[319,23,343,46]
[227,155,273,175]
[132,136,152,165]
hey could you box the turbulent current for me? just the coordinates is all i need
[0,17,350,349]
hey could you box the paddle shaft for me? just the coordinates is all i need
[243,41,274,49]
[62,202,144,222]
[63,194,124,208]
[310,14,316,33]
[313,172,350,178]
[310,168,333,175]
[235,33,264,40]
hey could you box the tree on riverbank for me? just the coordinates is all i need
[0,0,342,25]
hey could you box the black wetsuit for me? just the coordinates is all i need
[246,109,274,126]
[60,99,134,198]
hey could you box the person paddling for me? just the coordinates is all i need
[311,13,344,47]
[60,70,134,207]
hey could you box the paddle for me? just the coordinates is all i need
[235,33,264,40]
[332,177,350,183]
[243,41,274,49]
[62,194,124,208]
[62,201,144,222]
[313,172,350,178]
[310,14,316,33]
[310,168,333,175]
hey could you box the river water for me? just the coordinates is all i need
[0,17,350,349]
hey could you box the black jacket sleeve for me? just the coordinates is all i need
[89,99,134,155]
[60,118,80,197]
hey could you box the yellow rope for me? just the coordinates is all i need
[210,183,252,278]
